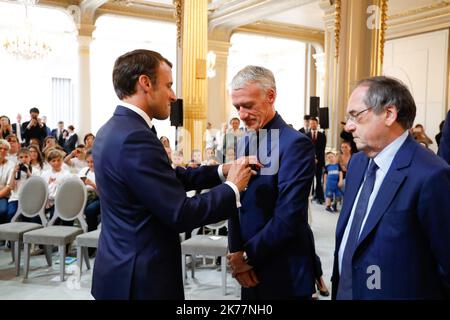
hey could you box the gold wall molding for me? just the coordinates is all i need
[235,20,324,46]
[334,0,341,59]
[389,1,450,20]
[173,0,182,47]
[370,0,389,76]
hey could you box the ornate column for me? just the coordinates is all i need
[320,0,388,149]
[175,0,208,162]
[207,36,231,130]
[76,25,94,140]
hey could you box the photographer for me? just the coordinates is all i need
[6,148,35,223]
[22,107,47,146]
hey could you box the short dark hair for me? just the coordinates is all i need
[68,125,74,131]
[112,49,172,100]
[303,115,311,121]
[357,76,416,129]
[310,117,318,122]
[230,117,240,124]
[29,107,39,114]
[83,133,95,144]
[58,121,64,125]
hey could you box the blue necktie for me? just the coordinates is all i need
[337,160,379,300]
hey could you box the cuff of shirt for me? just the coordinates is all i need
[224,181,241,208]
[218,165,226,182]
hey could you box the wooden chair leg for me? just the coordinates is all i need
[77,245,83,281]
[221,255,227,296]
[44,245,52,266]
[10,241,15,262]
[58,245,65,281]
[23,243,30,280]
[14,240,21,276]
[83,247,90,270]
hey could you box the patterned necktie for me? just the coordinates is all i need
[337,160,379,300]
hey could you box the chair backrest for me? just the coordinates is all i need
[204,220,228,235]
[11,176,48,225]
[49,177,88,232]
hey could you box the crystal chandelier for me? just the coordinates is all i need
[2,0,51,60]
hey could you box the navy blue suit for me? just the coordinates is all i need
[91,106,238,300]
[438,110,450,164]
[332,134,450,299]
[229,113,316,299]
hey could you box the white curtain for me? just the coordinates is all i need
[51,77,73,129]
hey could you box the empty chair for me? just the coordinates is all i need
[181,220,229,295]
[22,177,88,281]
[0,176,48,276]
[74,227,101,280]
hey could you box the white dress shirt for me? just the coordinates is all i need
[338,130,409,274]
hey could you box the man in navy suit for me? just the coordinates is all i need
[91,49,253,300]
[306,117,326,204]
[332,76,450,300]
[438,109,450,164]
[227,65,316,299]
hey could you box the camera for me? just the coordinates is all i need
[15,163,28,180]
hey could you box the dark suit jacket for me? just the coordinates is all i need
[91,105,237,300]
[332,134,450,299]
[438,110,450,164]
[299,127,309,134]
[64,134,78,154]
[228,113,316,299]
[21,121,47,146]
[11,123,24,142]
[307,130,326,167]
[51,128,68,147]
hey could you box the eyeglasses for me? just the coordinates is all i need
[344,107,372,124]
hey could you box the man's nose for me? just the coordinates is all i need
[345,121,356,132]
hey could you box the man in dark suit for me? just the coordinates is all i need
[332,76,450,300]
[22,107,47,146]
[91,49,253,300]
[227,65,316,299]
[51,121,67,147]
[11,113,24,146]
[307,117,326,204]
[438,109,450,164]
[299,114,311,134]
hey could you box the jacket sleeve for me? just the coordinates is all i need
[243,135,315,266]
[119,129,238,233]
[438,110,450,164]
[174,165,222,191]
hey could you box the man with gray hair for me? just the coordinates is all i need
[332,76,450,299]
[0,139,14,224]
[227,65,317,299]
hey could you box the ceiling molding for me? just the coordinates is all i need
[235,20,324,47]
[386,1,450,39]
[96,1,174,22]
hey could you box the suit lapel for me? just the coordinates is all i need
[356,135,415,247]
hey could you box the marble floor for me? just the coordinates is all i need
[0,202,337,300]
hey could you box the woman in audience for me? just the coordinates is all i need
[63,125,78,154]
[160,136,170,148]
[28,144,44,176]
[412,124,433,146]
[0,139,15,225]
[78,150,100,236]
[338,141,353,180]
[40,149,72,225]
[5,134,20,164]
[0,116,12,140]
[171,150,184,169]
[84,133,95,151]
[6,148,35,222]
[64,144,87,173]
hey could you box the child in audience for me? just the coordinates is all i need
[28,144,44,176]
[41,149,72,224]
[6,148,38,222]
[78,150,100,233]
[323,151,343,213]
[64,144,87,174]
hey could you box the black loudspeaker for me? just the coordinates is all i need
[319,107,329,129]
[170,99,183,127]
[310,96,320,117]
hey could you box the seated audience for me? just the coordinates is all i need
[28,144,44,176]
[64,144,87,173]
[84,133,95,151]
[0,139,15,224]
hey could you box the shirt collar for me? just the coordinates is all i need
[120,101,154,129]
[373,130,409,173]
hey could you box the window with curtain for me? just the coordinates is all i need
[51,77,74,129]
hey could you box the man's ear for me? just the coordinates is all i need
[266,88,276,104]
[385,105,398,126]
[137,75,152,93]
